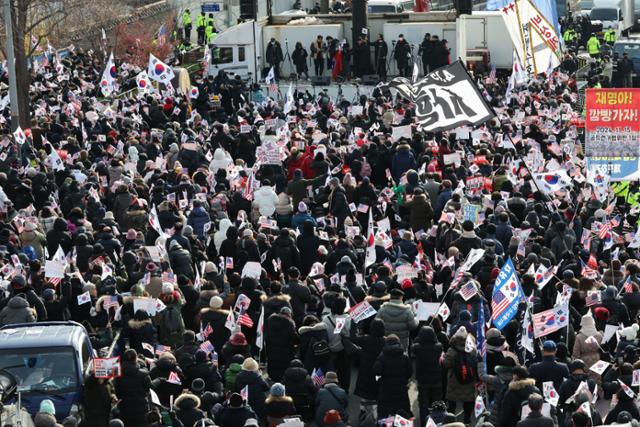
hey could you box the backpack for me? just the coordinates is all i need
[312,338,330,358]
[159,305,185,347]
[453,351,476,384]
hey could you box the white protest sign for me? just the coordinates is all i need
[348,300,377,323]
[412,301,440,321]
[392,125,412,141]
[241,261,262,279]
[44,260,65,278]
[94,356,122,378]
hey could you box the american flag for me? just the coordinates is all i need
[155,344,172,355]
[201,323,214,339]
[162,271,176,284]
[581,260,599,279]
[598,222,612,239]
[157,24,168,45]
[103,295,119,309]
[240,385,249,401]
[532,304,569,338]
[585,291,601,307]
[491,288,510,317]
[488,64,497,84]
[610,215,621,228]
[451,269,465,289]
[199,340,214,354]
[237,307,254,328]
[460,282,478,301]
[311,368,325,386]
[623,277,634,293]
[48,277,61,286]
[225,257,234,270]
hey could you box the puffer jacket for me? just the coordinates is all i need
[498,378,540,427]
[187,206,211,239]
[209,148,233,173]
[375,299,419,348]
[443,330,477,403]
[282,365,317,415]
[275,193,293,216]
[174,393,205,427]
[0,296,36,326]
[411,326,444,387]
[252,186,279,218]
[374,342,412,419]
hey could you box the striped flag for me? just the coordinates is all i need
[311,368,325,387]
[256,307,265,350]
[491,258,523,330]
[488,64,497,84]
[532,304,569,338]
[598,222,612,239]
[365,209,376,268]
[581,260,599,279]
[240,385,249,401]
[201,323,214,339]
[460,281,478,301]
[199,340,214,354]
[155,344,172,355]
[477,300,486,360]
[623,277,634,293]
[103,295,119,309]
[237,307,254,328]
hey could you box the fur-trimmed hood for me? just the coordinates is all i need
[128,318,153,329]
[365,294,390,303]
[298,322,328,335]
[267,294,291,302]
[509,378,536,391]
[265,395,293,404]
[174,393,200,410]
[199,307,230,315]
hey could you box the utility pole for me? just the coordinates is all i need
[3,0,20,132]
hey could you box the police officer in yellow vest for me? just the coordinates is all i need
[587,33,601,58]
[205,24,217,45]
[196,12,206,45]
[604,27,616,45]
[182,9,192,42]
[563,28,577,43]
[612,181,630,203]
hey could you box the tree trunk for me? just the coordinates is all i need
[12,0,30,128]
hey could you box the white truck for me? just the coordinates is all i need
[590,0,634,33]
[207,11,514,81]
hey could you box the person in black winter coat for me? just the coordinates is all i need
[498,366,541,427]
[296,220,320,276]
[529,340,570,392]
[284,267,312,325]
[46,217,72,255]
[215,393,258,427]
[200,296,231,357]
[114,350,152,427]
[557,359,597,407]
[168,240,195,280]
[328,179,351,231]
[265,308,299,382]
[298,315,331,373]
[74,233,93,273]
[605,388,640,423]
[263,283,292,325]
[174,393,205,427]
[373,335,413,420]
[352,318,386,401]
[42,281,71,321]
[235,357,270,419]
[282,359,317,421]
[270,229,301,275]
[184,350,223,394]
[121,309,157,355]
[411,325,444,426]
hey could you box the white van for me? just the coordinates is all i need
[368,0,416,13]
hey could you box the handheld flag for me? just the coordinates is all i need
[365,209,376,268]
[532,303,569,338]
[148,53,175,84]
[100,53,117,97]
[135,71,153,93]
[491,258,524,330]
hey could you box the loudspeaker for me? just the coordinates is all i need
[362,74,380,85]
[310,76,331,86]
[455,0,472,15]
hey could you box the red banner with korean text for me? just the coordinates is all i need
[585,88,640,158]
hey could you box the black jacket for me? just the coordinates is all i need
[284,280,312,325]
[265,313,299,381]
[352,318,386,400]
[373,342,412,419]
[498,378,540,427]
[114,360,152,425]
[529,356,570,392]
[411,326,444,387]
[516,411,555,427]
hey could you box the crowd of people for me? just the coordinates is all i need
[0,19,635,427]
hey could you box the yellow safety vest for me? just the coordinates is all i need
[196,15,206,28]
[182,12,192,26]
[604,30,616,42]
[587,37,600,54]
[613,181,630,198]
